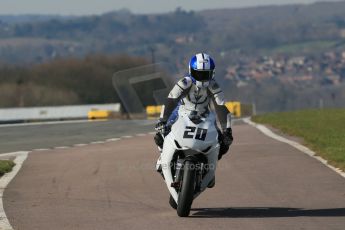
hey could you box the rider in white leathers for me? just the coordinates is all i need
[155,53,233,189]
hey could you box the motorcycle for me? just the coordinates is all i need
[156,109,220,217]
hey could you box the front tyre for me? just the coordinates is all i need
[177,160,196,217]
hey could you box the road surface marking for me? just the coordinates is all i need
[136,133,147,136]
[0,151,29,230]
[90,141,105,144]
[122,136,133,138]
[54,146,70,149]
[106,138,120,142]
[74,144,87,147]
[32,148,51,151]
[244,118,345,178]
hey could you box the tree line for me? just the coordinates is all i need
[0,55,148,107]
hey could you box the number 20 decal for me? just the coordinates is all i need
[183,126,208,141]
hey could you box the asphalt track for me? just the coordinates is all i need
[3,121,345,229]
[0,120,155,153]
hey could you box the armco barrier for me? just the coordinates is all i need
[0,103,121,122]
[88,110,119,120]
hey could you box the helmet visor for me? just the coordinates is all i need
[191,69,213,82]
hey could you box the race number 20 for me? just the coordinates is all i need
[183,126,208,141]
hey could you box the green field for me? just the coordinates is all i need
[252,109,345,171]
[0,160,15,176]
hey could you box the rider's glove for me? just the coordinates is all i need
[155,119,167,135]
[222,128,233,146]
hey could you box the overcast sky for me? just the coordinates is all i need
[0,0,341,15]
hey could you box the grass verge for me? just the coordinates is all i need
[0,160,16,177]
[252,109,345,171]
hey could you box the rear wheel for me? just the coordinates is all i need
[177,161,196,217]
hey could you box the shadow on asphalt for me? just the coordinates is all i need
[190,207,345,218]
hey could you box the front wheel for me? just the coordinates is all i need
[177,160,196,217]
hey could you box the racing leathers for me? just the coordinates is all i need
[155,76,233,159]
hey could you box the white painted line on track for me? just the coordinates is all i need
[243,118,345,178]
[136,133,147,137]
[74,144,87,147]
[0,152,27,158]
[32,148,50,151]
[54,146,70,149]
[90,141,105,144]
[122,136,133,139]
[0,151,29,230]
[148,132,156,135]
[106,138,120,142]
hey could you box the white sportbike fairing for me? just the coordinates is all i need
[158,108,220,217]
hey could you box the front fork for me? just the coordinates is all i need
[171,159,184,189]
[171,158,204,194]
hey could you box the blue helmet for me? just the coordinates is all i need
[189,53,215,88]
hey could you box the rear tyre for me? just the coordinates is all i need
[177,161,196,217]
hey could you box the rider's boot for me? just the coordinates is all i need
[154,132,165,178]
[156,156,162,172]
[156,156,165,179]
[169,195,177,209]
[207,176,215,188]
